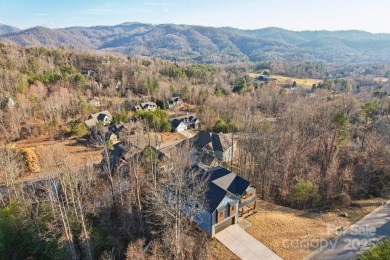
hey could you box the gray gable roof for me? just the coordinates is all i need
[85,110,113,128]
[194,131,233,152]
[195,165,251,213]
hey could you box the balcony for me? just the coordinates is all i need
[239,194,258,209]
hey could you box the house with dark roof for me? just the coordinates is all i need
[192,165,257,237]
[166,96,182,109]
[133,102,157,111]
[193,131,236,161]
[170,115,200,132]
[84,110,112,128]
[170,118,188,132]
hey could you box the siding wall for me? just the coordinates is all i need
[222,143,236,161]
[193,209,212,235]
[211,195,239,237]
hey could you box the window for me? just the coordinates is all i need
[217,210,225,222]
[229,204,236,216]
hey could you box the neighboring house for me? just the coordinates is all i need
[103,133,165,173]
[166,97,182,109]
[170,115,200,131]
[95,127,118,144]
[257,74,269,81]
[134,102,157,112]
[84,110,112,128]
[184,116,200,129]
[81,69,95,77]
[170,119,188,132]
[193,131,236,161]
[192,165,257,237]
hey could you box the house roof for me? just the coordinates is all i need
[97,113,108,121]
[205,183,228,213]
[84,118,97,128]
[85,110,112,128]
[89,110,112,121]
[127,133,162,150]
[141,102,157,108]
[195,165,251,213]
[193,131,234,152]
[171,119,184,129]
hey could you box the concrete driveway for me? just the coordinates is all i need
[308,202,390,260]
[215,225,282,260]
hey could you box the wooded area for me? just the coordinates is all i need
[1,44,390,259]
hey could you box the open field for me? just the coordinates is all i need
[249,73,322,88]
[2,134,103,184]
[1,131,191,185]
[374,77,389,83]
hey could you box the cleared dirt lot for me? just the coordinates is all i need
[3,134,103,184]
[245,201,350,260]
[2,131,190,184]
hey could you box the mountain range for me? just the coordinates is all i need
[1,22,390,64]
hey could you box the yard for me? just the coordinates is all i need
[2,133,103,184]
[249,73,322,88]
[237,199,388,260]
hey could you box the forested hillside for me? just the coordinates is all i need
[1,44,390,259]
[2,22,390,63]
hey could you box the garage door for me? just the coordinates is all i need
[215,217,235,234]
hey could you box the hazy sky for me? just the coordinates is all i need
[1,0,389,33]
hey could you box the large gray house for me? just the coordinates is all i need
[192,165,257,237]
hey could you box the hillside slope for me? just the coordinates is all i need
[0,23,21,36]
[2,22,390,63]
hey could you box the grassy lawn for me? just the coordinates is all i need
[244,201,349,260]
[249,73,322,88]
[339,197,389,224]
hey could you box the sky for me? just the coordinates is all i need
[1,0,390,33]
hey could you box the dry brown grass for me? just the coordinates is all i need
[3,133,103,184]
[249,73,322,88]
[340,197,389,223]
[19,147,40,173]
[245,201,350,260]
[159,132,187,144]
[208,239,239,260]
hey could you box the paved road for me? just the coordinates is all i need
[308,202,390,260]
[215,224,282,260]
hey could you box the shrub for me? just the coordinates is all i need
[289,180,321,210]
[70,122,89,138]
[134,109,171,132]
[359,239,390,260]
[328,193,351,209]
